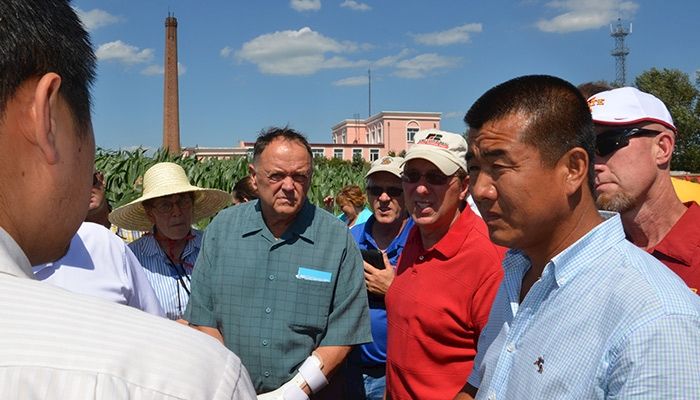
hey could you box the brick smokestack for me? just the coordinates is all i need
[163,14,181,154]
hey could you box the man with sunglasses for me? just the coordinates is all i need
[590,87,699,294]
[385,130,504,400]
[457,75,700,399]
[344,156,414,399]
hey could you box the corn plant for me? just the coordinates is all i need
[96,148,369,226]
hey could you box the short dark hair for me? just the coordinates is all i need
[0,0,96,132]
[577,81,613,99]
[465,75,596,191]
[252,126,313,164]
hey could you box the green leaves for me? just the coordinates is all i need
[96,148,370,219]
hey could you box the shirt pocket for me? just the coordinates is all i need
[288,278,334,335]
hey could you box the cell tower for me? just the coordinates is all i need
[610,18,632,86]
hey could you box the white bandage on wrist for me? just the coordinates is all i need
[298,353,328,393]
[256,375,309,400]
[281,381,308,400]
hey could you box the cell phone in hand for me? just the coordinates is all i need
[361,249,385,270]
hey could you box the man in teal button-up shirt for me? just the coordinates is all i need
[185,127,371,398]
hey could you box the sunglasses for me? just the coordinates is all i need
[366,186,403,197]
[595,127,661,157]
[401,170,453,185]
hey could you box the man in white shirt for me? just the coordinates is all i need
[34,222,165,316]
[0,1,255,398]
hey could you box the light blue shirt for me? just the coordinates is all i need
[470,212,700,399]
[338,207,373,228]
[129,230,202,320]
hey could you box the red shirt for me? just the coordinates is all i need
[385,208,505,400]
[649,201,700,294]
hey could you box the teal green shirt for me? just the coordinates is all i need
[185,200,371,393]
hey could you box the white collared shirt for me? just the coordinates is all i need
[0,227,256,399]
[33,222,164,316]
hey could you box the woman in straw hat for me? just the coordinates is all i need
[110,162,230,320]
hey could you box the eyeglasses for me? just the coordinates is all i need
[266,172,310,184]
[595,127,661,157]
[401,170,453,185]
[150,195,194,214]
[366,186,403,197]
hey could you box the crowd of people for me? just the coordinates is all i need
[0,1,698,399]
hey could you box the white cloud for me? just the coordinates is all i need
[340,0,371,11]
[74,7,120,31]
[96,40,154,65]
[234,27,365,75]
[374,49,413,67]
[141,62,187,76]
[220,46,233,58]
[412,23,483,46]
[290,0,321,11]
[536,0,638,33]
[333,75,369,86]
[393,53,460,79]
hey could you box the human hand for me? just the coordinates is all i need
[363,252,395,296]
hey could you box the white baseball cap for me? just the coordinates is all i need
[588,87,676,132]
[402,129,467,175]
[366,156,404,179]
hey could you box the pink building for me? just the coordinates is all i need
[182,111,442,161]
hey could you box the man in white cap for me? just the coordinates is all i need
[589,87,699,294]
[0,1,255,397]
[458,75,700,399]
[344,156,414,399]
[384,129,504,400]
[110,162,231,320]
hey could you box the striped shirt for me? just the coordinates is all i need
[110,223,145,243]
[129,230,202,319]
[0,227,256,399]
[470,212,700,399]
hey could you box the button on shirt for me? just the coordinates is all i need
[185,200,372,393]
[129,230,202,320]
[469,213,700,399]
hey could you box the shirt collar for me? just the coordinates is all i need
[141,229,202,257]
[503,211,625,288]
[242,199,316,243]
[649,201,700,266]
[357,215,414,253]
[0,227,36,279]
[409,207,478,258]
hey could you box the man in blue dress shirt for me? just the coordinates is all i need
[455,75,700,399]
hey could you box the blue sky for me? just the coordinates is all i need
[75,0,700,150]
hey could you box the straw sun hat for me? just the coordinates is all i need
[109,162,231,231]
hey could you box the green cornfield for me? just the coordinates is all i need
[96,148,369,225]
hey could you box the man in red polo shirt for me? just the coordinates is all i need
[590,87,699,294]
[385,129,504,400]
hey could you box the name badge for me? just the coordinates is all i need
[296,267,332,283]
